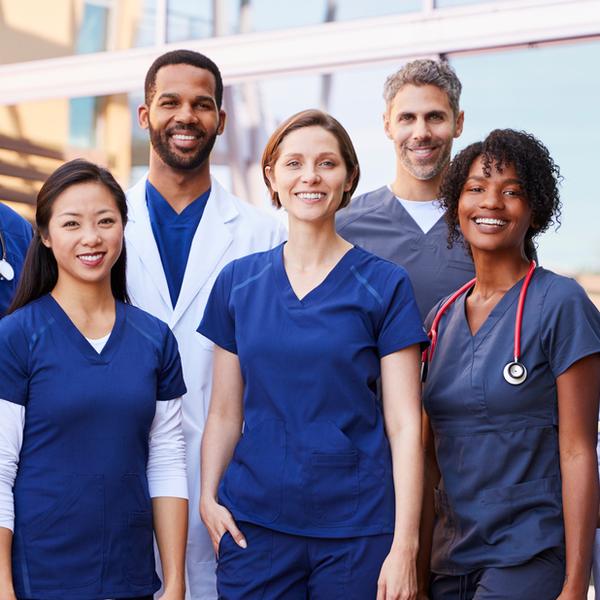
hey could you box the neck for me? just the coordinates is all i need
[391,167,442,202]
[285,218,350,269]
[148,152,211,213]
[51,277,115,315]
[472,249,531,299]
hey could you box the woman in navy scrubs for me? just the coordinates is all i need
[420,129,600,599]
[198,109,428,599]
[0,160,188,600]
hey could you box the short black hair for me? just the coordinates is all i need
[144,49,223,108]
[440,129,562,260]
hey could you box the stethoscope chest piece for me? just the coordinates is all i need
[0,258,14,281]
[503,360,527,385]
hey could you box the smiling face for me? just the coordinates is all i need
[41,182,124,290]
[458,156,532,258]
[264,126,355,224]
[384,83,463,183]
[138,63,225,171]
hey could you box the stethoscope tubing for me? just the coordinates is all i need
[422,260,537,383]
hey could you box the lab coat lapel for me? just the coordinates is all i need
[171,178,236,327]
[126,177,172,314]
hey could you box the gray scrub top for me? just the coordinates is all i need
[423,268,600,575]
[336,186,474,319]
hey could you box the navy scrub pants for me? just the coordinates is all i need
[430,547,565,600]
[217,521,393,599]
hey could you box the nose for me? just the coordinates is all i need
[301,166,321,184]
[412,116,431,141]
[175,102,197,124]
[478,188,504,210]
[81,225,101,246]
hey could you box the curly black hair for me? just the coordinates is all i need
[439,129,562,260]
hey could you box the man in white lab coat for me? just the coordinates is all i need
[125,50,285,599]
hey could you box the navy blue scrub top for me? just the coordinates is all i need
[146,180,210,307]
[422,268,600,575]
[336,186,475,319]
[198,243,429,538]
[0,295,186,599]
[0,202,32,316]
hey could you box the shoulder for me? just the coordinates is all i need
[0,203,32,241]
[122,302,172,342]
[336,187,393,230]
[0,299,40,347]
[350,246,412,295]
[535,268,590,305]
[224,244,280,279]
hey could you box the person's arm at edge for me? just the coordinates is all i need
[416,411,440,600]
[377,344,423,600]
[153,496,187,600]
[148,398,188,600]
[556,353,600,600]
[199,345,246,552]
[0,528,16,600]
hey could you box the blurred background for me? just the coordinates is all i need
[0,0,599,303]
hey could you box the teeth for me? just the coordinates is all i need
[172,134,196,140]
[297,193,323,200]
[78,254,103,262]
[475,217,506,226]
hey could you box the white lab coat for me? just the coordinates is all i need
[125,175,286,599]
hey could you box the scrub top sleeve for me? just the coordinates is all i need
[541,277,600,378]
[377,270,430,357]
[0,317,29,406]
[197,260,237,354]
[424,298,445,332]
[157,325,187,401]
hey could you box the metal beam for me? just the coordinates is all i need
[0,0,598,105]
[0,134,64,160]
[0,186,37,205]
[0,162,50,182]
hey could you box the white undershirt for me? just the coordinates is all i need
[0,333,188,531]
[390,186,445,234]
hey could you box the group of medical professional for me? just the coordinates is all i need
[0,49,599,600]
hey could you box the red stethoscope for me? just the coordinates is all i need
[422,260,537,385]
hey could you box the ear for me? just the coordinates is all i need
[383,110,393,141]
[217,109,227,136]
[40,233,51,249]
[264,165,277,193]
[454,110,465,138]
[138,104,149,130]
[344,167,358,192]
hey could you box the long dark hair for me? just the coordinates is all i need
[7,159,130,313]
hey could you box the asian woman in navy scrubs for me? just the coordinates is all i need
[420,130,600,599]
[198,110,429,599]
[0,160,188,600]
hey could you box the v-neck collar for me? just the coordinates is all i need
[384,187,446,238]
[42,294,125,365]
[458,272,532,349]
[271,242,358,308]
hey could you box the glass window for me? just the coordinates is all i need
[450,40,600,272]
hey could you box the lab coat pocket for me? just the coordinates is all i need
[225,419,286,522]
[23,474,104,589]
[308,452,359,523]
[123,473,155,586]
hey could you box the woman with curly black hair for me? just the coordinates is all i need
[419,129,600,599]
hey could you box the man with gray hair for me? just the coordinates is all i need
[336,58,474,319]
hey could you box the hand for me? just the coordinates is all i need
[158,585,185,600]
[377,547,418,600]
[555,591,588,600]
[200,496,247,554]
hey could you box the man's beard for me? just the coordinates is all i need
[149,123,218,171]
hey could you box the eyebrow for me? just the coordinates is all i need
[158,92,215,103]
[465,176,523,185]
[57,209,116,217]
